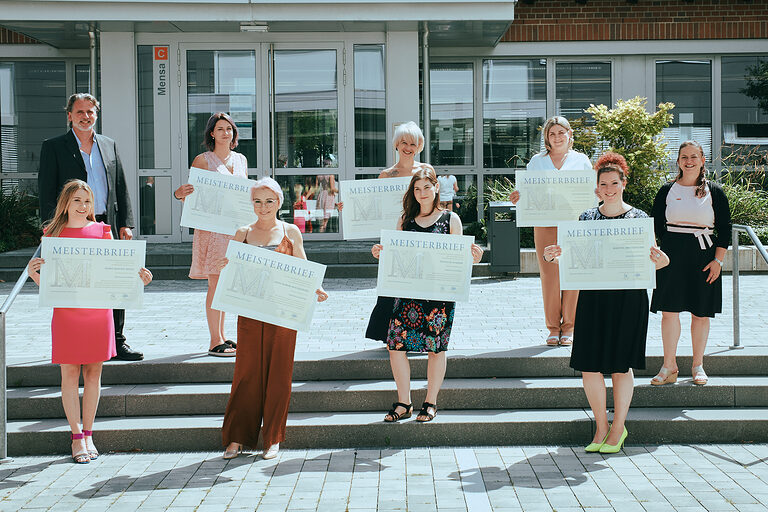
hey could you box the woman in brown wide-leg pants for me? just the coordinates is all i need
[221,318,297,450]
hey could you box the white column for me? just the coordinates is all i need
[99,32,138,229]
[385,30,420,167]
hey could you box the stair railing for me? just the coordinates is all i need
[0,245,40,461]
[731,225,768,349]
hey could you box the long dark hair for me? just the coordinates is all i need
[675,140,708,198]
[401,167,441,227]
[203,112,239,151]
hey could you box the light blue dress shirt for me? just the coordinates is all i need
[73,130,108,215]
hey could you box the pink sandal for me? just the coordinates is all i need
[82,430,99,460]
[71,433,90,464]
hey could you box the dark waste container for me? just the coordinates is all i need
[488,201,520,273]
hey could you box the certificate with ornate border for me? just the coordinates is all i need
[557,217,656,290]
[339,177,411,240]
[39,238,147,309]
[211,241,327,332]
[180,167,258,235]
[376,229,474,302]
[515,169,597,227]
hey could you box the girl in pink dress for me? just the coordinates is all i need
[28,180,153,464]
[174,113,249,357]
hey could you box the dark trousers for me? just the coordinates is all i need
[96,213,127,347]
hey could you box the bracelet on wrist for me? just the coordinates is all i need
[714,257,723,266]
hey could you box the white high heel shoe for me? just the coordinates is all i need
[263,443,280,460]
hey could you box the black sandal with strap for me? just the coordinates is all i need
[416,402,437,422]
[383,402,413,423]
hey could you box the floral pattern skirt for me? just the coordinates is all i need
[385,298,455,353]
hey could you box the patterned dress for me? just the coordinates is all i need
[386,211,455,353]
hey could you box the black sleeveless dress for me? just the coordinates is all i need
[385,211,456,353]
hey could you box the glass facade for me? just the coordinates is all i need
[354,45,386,168]
[556,61,611,121]
[721,55,768,165]
[274,50,338,169]
[276,174,339,234]
[656,60,712,159]
[186,50,258,167]
[430,63,474,167]
[482,59,547,168]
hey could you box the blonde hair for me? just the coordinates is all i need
[44,179,96,238]
[251,176,284,208]
[392,121,425,153]
[541,116,573,153]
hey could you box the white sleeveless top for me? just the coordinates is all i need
[665,182,715,228]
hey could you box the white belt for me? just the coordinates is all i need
[667,224,714,250]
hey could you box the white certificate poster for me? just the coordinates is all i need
[180,167,258,235]
[39,238,147,309]
[377,230,474,302]
[515,169,597,227]
[339,177,411,240]
[557,217,656,290]
[211,241,326,332]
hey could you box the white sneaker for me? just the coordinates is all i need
[263,443,279,459]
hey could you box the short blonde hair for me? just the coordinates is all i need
[251,176,284,208]
[392,121,425,153]
[541,116,573,153]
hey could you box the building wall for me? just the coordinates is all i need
[503,0,768,42]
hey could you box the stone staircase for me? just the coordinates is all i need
[7,348,768,456]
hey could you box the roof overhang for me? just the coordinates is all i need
[0,0,515,48]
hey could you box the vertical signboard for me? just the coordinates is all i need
[153,46,171,168]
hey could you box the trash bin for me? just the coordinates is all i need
[487,201,520,273]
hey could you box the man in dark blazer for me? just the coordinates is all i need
[38,93,144,361]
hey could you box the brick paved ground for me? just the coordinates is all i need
[0,444,767,511]
[3,275,767,364]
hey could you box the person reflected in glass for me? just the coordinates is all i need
[543,153,669,453]
[437,173,459,212]
[649,141,731,386]
[217,178,328,460]
[173,113,249,357]
[314,173,337,233]
[508,116,593,347]
[371,168,483,423]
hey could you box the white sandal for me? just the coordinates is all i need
[692,365,708,385]
[650,367,678,386]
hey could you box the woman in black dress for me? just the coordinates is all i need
[649,141,731,386]
[371,168,483,423]
[543,153,669,453]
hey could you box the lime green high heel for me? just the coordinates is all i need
[584,430,610,453]
[599,427,628,454]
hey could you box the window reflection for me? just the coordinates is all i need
[187,50,257,166]
[721,56,768,165]
[139,175,173,236]
[275,174,339,233]
[430,63,474,167]
[483,59,546,168]
[354,45,386,168]
[274,50,338,169]
[556,62,611,121]
[657,60,712,159]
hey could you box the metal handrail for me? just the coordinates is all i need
[731,225,768,349]
[0,245,40,461]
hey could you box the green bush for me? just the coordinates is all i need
[0,188,41,253]
[719,168,768,245]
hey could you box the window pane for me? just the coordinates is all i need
[275,174,339,233]
[656,60,712,159]
[0,61,67,180]
[139,175,173,235]
[483,59,546,168]
[75,64,90,93]
[354,45,386,168]
[187,50,257,167]
[274,50,338,169]
[137,46,155,169]
[721,55,768,165]
[556,61,611,120]
[430,63,473,166]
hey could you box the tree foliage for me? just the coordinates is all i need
[742,60,768,116]
[0,188,41,253]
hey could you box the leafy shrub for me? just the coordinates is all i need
[0,188,41,253]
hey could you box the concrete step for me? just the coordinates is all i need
[10,376,768,420]
[8,407,768,455]
[8,349,768,387]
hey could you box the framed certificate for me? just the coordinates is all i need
[39,238,147,309]
[339,177,411,240]
[211,241,327,332]
[376,229,474,302]
[515,169,597,227]
[180,167,258,235]
[557,217,656,290]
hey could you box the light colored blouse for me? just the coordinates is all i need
[526,150,592,171]
[665,182,715,228]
